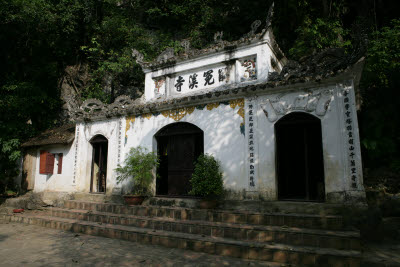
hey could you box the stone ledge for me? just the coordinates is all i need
[2,213,361,266]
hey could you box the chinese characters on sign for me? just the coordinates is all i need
[188,73,198,89]
[247,101,256,188]
[203,70,215,86]
[174,68,227,92]
[175,76,185,92]
[343,89,358,190]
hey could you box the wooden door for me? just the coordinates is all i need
[276,113,325,201]
[155,122,204,196]
[90,136,108,193]
[167,134,196,195]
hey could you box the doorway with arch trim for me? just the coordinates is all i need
[155,122,204,196]
[275,112,325,201]
[90,135,108,193]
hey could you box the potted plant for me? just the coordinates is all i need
[115,146,159,205]
[189,154,224,209]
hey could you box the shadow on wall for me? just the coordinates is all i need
[123,104,246,195]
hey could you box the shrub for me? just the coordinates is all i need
[115,146,159,196]
[189,154,223,199]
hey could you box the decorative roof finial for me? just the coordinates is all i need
[131,49,145,67]
[214,31,224,44]
[265,2,275,28]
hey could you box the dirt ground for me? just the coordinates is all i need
[0,221,280,267]
[1,220,400,267]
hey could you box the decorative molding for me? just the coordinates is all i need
[142,113,152,120]
[123,98,245,139]
[161,106,196,121]
[229,98,245,120]
[260,90,333,122]
[125,115,135,137]
[83,121,117,141]
[206,102,220,111]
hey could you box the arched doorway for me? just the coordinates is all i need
[155,122,204,196]
[275,112,325,201]
[90,135,108,193]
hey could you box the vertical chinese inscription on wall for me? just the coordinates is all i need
[73,124,80,184]
[117,118,122,164]
[342,88,359,190]
[246,99,257,189]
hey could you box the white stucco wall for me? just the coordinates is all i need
[33,144,75,192]
[123,101,246,196]
[73,118,123,194]
[32,82,364,203]
[255,83,364,202]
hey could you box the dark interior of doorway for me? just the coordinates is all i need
[275,112,325,201]
[90,135,108,193]
[156,123,204,196]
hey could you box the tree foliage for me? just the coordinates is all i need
[189,154,224,199]
[115,147,159,196]
[360,19,400,172]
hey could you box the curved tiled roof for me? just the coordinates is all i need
[22,124,75,148]
[70,45,366,123]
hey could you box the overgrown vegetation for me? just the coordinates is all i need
[189,154,224,199]
[115,146,159,196]
[0,0,399,194]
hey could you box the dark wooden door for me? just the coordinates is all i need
[276,113,325,201]
[90,136,108,193]
[167,134,196,195]
[156,123,203,196]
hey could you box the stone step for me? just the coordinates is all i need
[1,213,361,266]
[147,197,364,215]
[64,200,346,230]
[48,207,360,251]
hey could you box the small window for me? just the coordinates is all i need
[57,153,63,174]
[39,151,55,174]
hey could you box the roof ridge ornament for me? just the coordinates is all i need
[214,31,224,44]
[265,2,274,28]
[156,47,175,63]
[181,39,191,55]
[131,49,146,67]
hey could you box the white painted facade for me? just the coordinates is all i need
[32,144,75,192]
[28,29,365,203]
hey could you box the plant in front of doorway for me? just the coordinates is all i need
[189,154,224,209]
[115,147,159,205]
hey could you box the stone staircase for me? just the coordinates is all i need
[1,199,361,266]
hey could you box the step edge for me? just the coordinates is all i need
[7,213,361,259]
[49,207,360,238]
[64,200,345,219]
